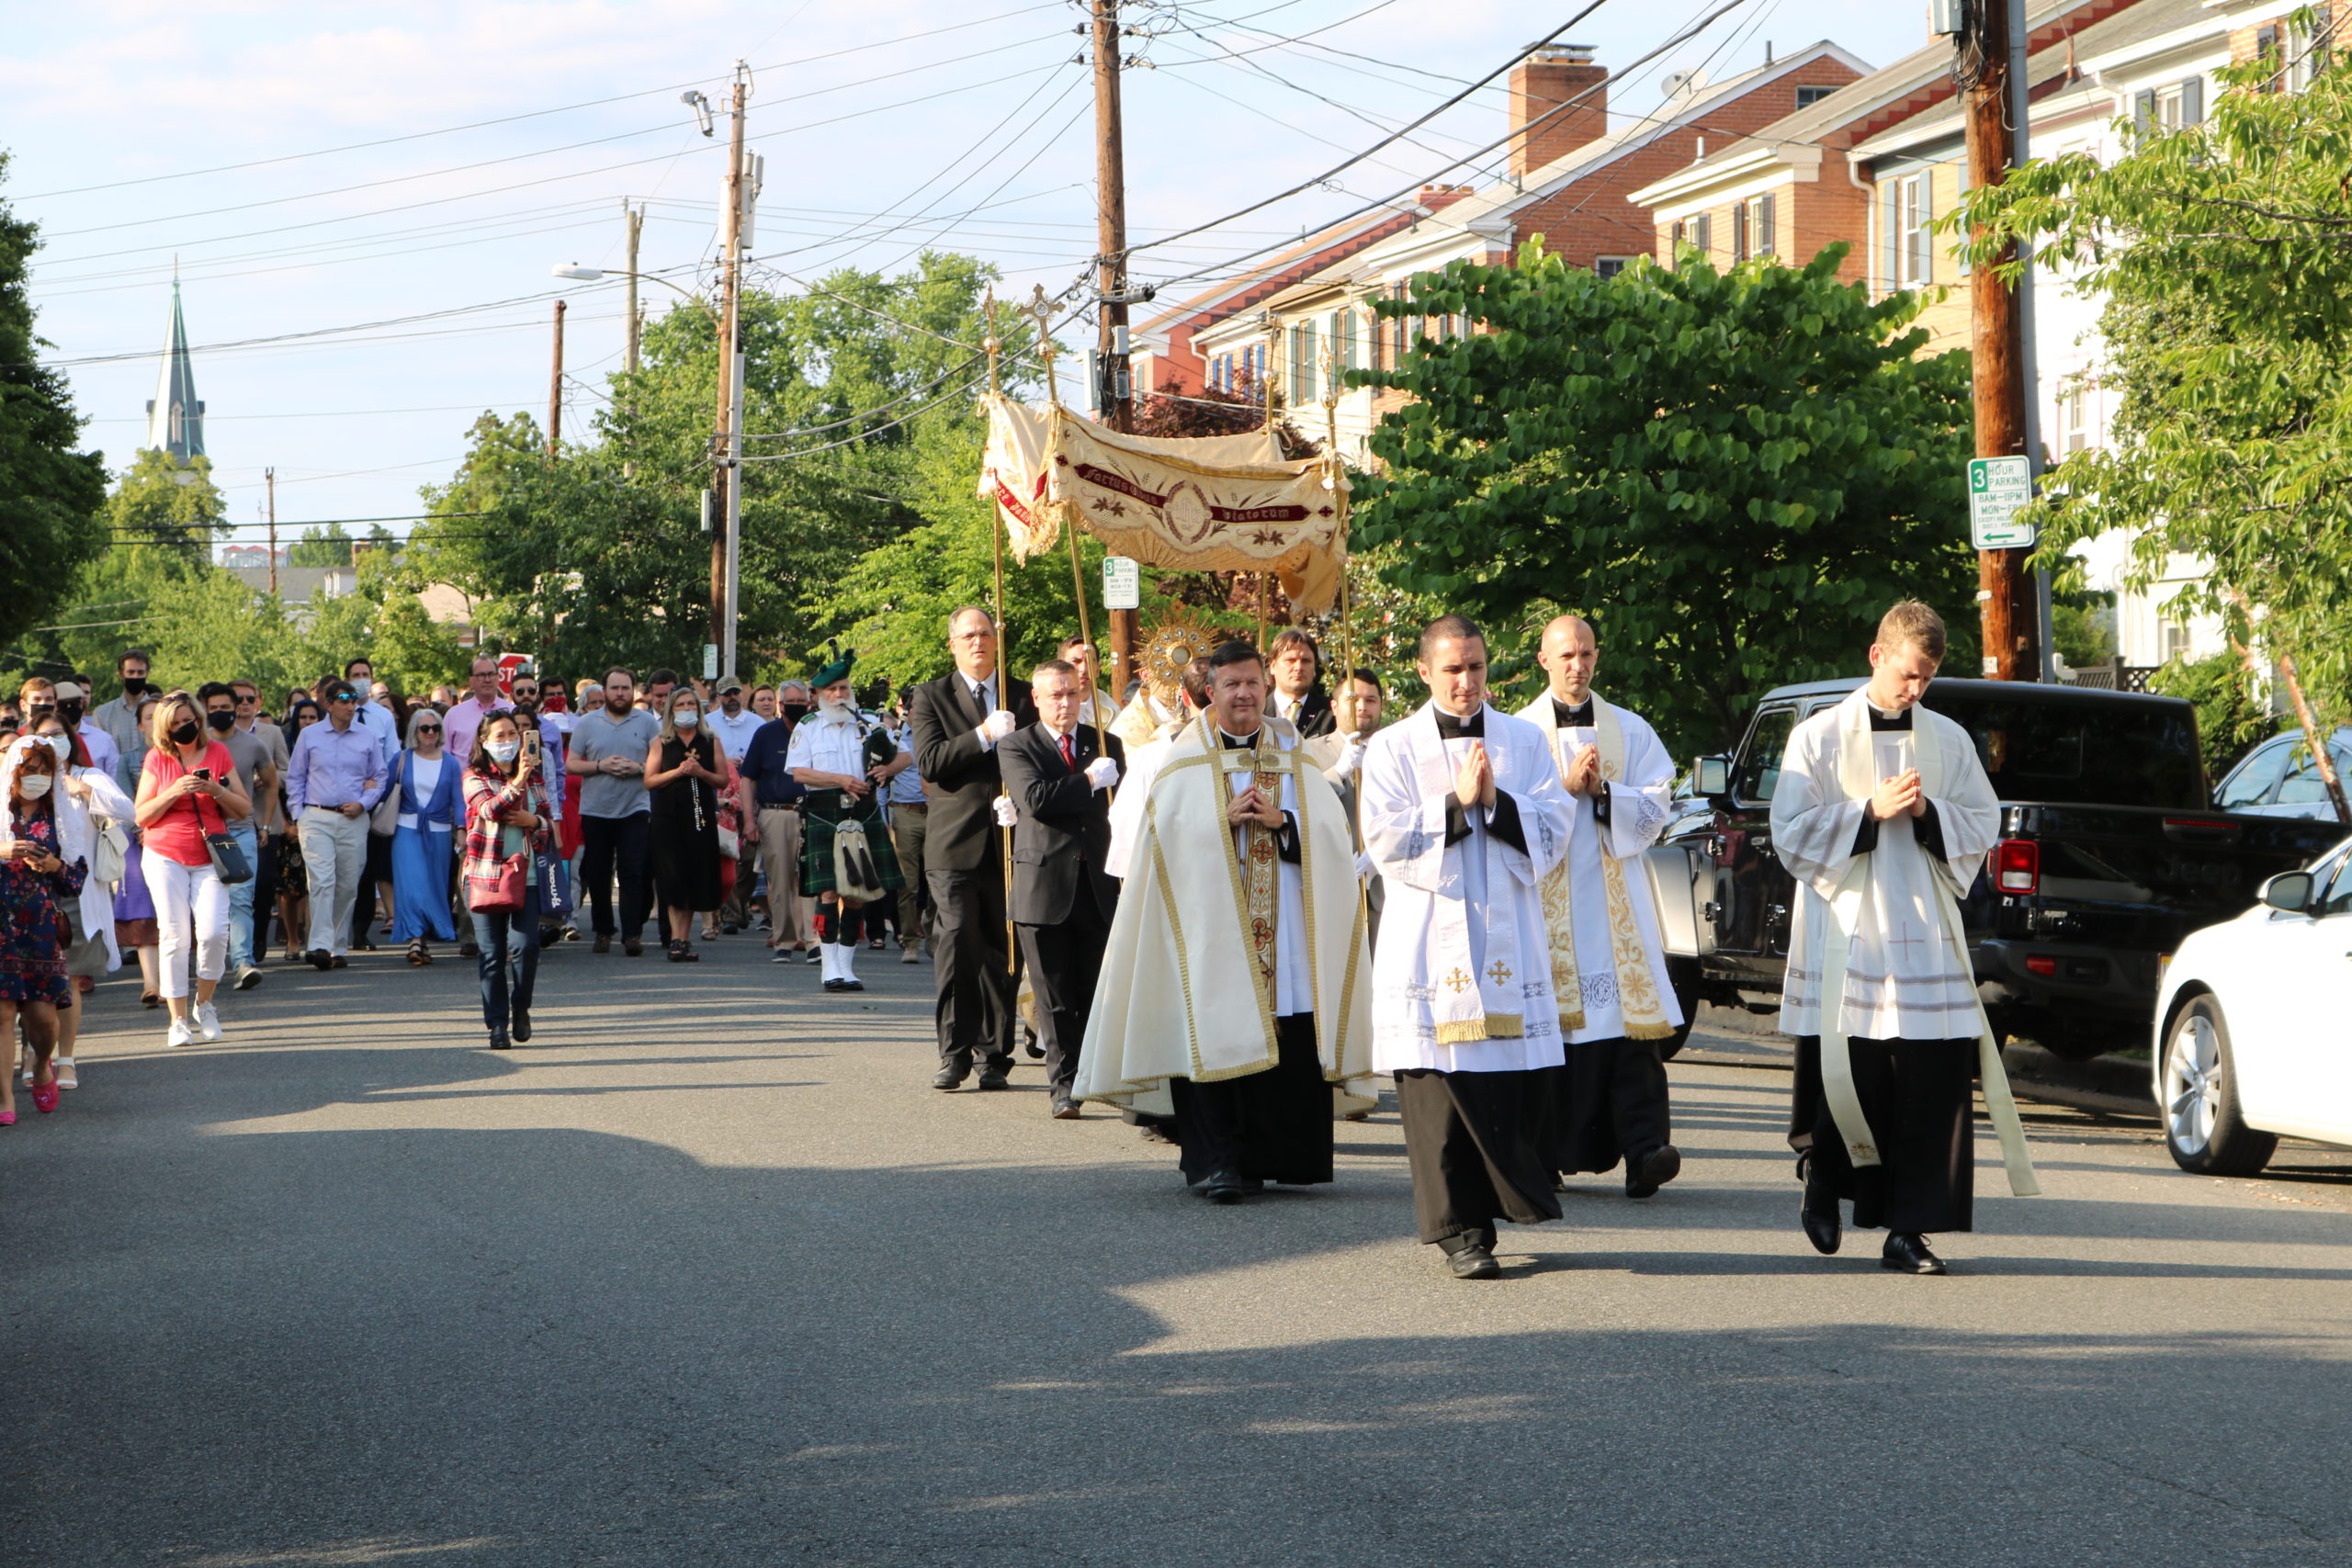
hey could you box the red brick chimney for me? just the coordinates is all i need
[1508,45,1609,179]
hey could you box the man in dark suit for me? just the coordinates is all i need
[1000,658,1125,1119]
[907,605,1037,1090]
[1267,626,1336,738]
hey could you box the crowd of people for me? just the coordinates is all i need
[3,595,2029,1279]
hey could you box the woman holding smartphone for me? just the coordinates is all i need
[461,713,550,1049]
[133,690,251,1048]
[0,736,83,1120]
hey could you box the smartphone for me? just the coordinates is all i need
[193,767,212,783]
[523,729,542,757]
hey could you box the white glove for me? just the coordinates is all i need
[991,795,1019,828]
[1353,850,1378,881]
[1084,755,1121,790]
[1330,737,1366,780]
[976,709,1017,746]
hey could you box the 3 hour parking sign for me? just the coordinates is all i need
[1969,456,2037,549]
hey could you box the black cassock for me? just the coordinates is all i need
[1396,1066,1562,1248]
[1170,1013,1333,1187]
[1547,1036,1671,1177]
[1789,1034,1976,1234]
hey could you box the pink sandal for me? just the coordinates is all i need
[30,1079,59,1114]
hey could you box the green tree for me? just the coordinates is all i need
[284,520,390,568]
[1349,243,1976,758]
[2150,649,2277,784]
[1959,36,2352,768]
[0,151,107,659]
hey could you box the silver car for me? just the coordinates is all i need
[2211,728,2352,819]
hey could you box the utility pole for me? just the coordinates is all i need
[547,299,567,458]
[266,467,277,597]
[622,199,644,376]
[710,63,751,683]
[1091,0,1138,696]
[1960,0,2041,680]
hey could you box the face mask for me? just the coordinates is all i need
[120,677,147,697]
[674,709,701,728]
[17,774,51,800]
[168,720,200,746]
[487,739,521,764]
[46,737,72,766]
[207,710,235,733]
[58,701,85,724]
[782,703,808,721]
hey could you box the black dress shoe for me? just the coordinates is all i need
[1023,1033,1045,1060]
[623,937,644,957]
[307,948,333,971]
[1199,1169,1259,1204]
[330,955,348,969]
[510,1009,532,1043]
[1050,1096,1080,1120]
[1625,1144,1682,1199]
[487,1029,510,1051]
[1882,1233,1947,1274]
[841,978,865,992]
[976,1067,1011,1091]
[1447,1245,1502,1280]
[931,1068,967,1091]
[1801,1199,1842,1256]
[822,977,849,993]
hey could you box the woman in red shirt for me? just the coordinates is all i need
[133,690,251,1050]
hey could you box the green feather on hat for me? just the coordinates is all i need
[811,639,855,690]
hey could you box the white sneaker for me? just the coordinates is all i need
[54,1058,76,1089]
[196,1002,223,1043]
[166,1017,198,1048]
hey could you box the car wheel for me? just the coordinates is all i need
[2161,996,2278,1176]
[1657,958,1699,1062]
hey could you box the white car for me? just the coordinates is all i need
[2152,835,2352,1173]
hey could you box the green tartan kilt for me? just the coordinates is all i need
[799,789,903,900]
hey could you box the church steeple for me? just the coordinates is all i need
[143,272,205,461]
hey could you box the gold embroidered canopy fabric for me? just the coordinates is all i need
[977,395,1350,613]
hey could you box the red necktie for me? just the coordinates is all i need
[1059,732,1076,772]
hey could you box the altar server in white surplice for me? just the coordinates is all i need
[1770,600,2038,1278]
[1363,615,1574,1280]
[1512,614,1686,1200]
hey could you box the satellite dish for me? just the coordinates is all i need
[1663,68,1709,97]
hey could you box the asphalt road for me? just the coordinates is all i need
[6,933,2350,1567]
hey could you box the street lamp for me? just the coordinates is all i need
[549,263,699,300]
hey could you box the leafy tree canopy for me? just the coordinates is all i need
[1960,40,2352,734]
[1349,242,1976,759]
[0,151,107,657]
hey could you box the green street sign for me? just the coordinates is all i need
[1969,456,2036,549]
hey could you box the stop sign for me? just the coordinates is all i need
[495,652,535,697]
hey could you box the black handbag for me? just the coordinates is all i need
[204,830,254,886]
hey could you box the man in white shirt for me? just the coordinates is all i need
[707,679,763,761]
[444,656,511,763]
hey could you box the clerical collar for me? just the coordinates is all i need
[1432,706,1484,739]
[1867,703,1913,731]
[1551,696,1593,727]
[1219,729,1261,750]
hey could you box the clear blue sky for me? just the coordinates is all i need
[6,0,1934,545]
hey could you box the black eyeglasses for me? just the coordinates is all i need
[416,725,443,735]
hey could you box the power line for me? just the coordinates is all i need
[11,2,1073,202]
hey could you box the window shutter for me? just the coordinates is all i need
[1882,181,1900,289]
[1732,199,1748,261]
[1758,192,1776,257]
[2181,74,2204,124]
[1693,212,1712,255]
[1917,175,1934,285]
[2133,89,2156,135]
[2256,25,2281,91]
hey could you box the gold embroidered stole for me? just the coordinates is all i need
[1540,694,1674,1040]
[1229,734,1284,1008]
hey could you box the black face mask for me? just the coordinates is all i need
[119,677,147,697]
[207,710,235,733]
[57,701,83,725]
[782,703,808,722]
[168,720,201,745]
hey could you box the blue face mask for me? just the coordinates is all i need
[487,739,521,764]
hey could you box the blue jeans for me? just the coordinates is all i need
[469,875,542,1035]
[224,820,259,972]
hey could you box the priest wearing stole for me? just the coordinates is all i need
[1513,615,1685,1198]
[1771,601,2039,1276]
[1076,640,1374,1203]
[1364,615,1575,1280]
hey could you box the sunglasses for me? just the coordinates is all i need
[330,694,356,704]
[416,725,443,734]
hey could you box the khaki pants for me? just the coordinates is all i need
[891,802,930,944]
[757,807,814,947]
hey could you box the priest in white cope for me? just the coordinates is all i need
[1513,614,1686,1198]
[1363,615,1574,1280]
[1077,640,1374,1202]
[1771,600,2039,1276]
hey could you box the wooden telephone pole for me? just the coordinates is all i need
[709,66,750,682]
[1962,0,2041,680]
[1091,0,1138,695]
[547,299,566,457]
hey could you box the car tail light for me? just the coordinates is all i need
[2026,954,2057,976]
[1995,839,2040,895]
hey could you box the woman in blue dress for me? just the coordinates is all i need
[390,707,461,965]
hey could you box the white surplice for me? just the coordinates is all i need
[1770,690,1999,1041]
[1363,702,1573,1073]
[1510,694,1683,1043]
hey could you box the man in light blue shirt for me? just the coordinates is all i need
[345,658,401,767]
[886,704,931,962]
[288,684,386,968]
